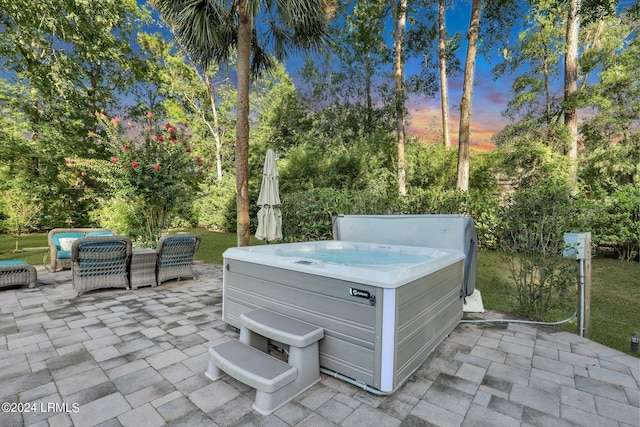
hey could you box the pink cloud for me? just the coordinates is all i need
[407,97,508,151]
[406,70,513,151]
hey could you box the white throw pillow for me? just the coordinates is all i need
[59,238,78,251]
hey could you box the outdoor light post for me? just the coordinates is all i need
[563,232,592,338]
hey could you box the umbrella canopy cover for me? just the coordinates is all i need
[255,206,282,243]
[255,149,282,242]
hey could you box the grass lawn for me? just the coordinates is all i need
[0,228,265,266]
[1,230,638,357]
[477,249,640,357]
[0,233,49,266]
[179,228,265,264]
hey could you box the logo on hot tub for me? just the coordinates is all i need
[350,288,376,306]
[349,288,371,299]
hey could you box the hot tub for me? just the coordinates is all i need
[222,240,464,393]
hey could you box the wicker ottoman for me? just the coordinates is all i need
[0,261,37,289]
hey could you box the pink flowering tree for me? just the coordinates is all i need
[92,112,210,246]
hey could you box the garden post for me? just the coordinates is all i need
[579,233,591,338]
[563,232,592,338]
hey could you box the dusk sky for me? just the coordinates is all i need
[145,1,532,152]
[401,6,517,152]
[148,1,635,152]
[404,64,512,152]
[282,4,522,153]
[400,0,636,152]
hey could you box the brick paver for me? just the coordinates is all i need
[0,263,637,427]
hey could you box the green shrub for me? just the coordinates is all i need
[278,144,325,193]
[464,191,505,250]
[593,184,640,261]
[402,188,503,249]
[499,184,581,317]
[278,137,396,195]
[88,113,209,247]
[195,174,237,232]
[0,185,43,252]
[405,142,458,189]
[280,186,503,247]
[580,133,640,193]
[403,188,469,215]
[495,133,573,189]
[90,197,137,237]
[281,188,401,241]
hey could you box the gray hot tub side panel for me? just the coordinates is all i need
[223,257,464,392]
[393,261,463,388]
[224,258,382,387]
[332,214,477,297]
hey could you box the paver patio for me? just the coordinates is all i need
[0,262,638,426]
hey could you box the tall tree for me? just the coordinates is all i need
[405,1,461,150]
[438,0,451,150]
[119,31,235,182]
[342,0,388,132]
[0,0,144,149]
[576,2,639,190]
[391,0,408,196]
[162,42,235,181]
[152,0,335,246]
[235,4,253,247]
[581,5,640,145]
[564,0,581,184]
[495,0,564,129]
[0,0,147,226]
[456,0,481,191]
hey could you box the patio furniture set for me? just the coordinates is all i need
[0,260,37,290]
[0,228,201,296]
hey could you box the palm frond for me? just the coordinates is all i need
[151,0,335,74]
[263,0,333,60]
[250,30,276,78]
[151,0,236,69]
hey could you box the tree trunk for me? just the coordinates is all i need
[438,0,451,150]
[236,5,252,247]
[543,49,551,129]
[456,0,481,192]
[392,0,407,196]
[564,0,580,185]
[205,76,224,181]
[365,52,373,133]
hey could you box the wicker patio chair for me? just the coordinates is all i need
[71,235,132,297]
[0,261,37,290]
[156,233,201,286]
[47,228,116,272]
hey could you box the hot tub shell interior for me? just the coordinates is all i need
[333,214,478,297]
[222,241,464,393]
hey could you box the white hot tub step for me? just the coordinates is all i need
[207,339,296,392]
[207,308,324,415]
[240,308,325,348]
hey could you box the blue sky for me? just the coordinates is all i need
[401,4,517,151]
[402,0,637,150]
[280,3,519,151]
[148,1,636,151]
[147,1,512,150]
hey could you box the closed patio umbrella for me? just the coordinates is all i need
[255,149,282,243]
